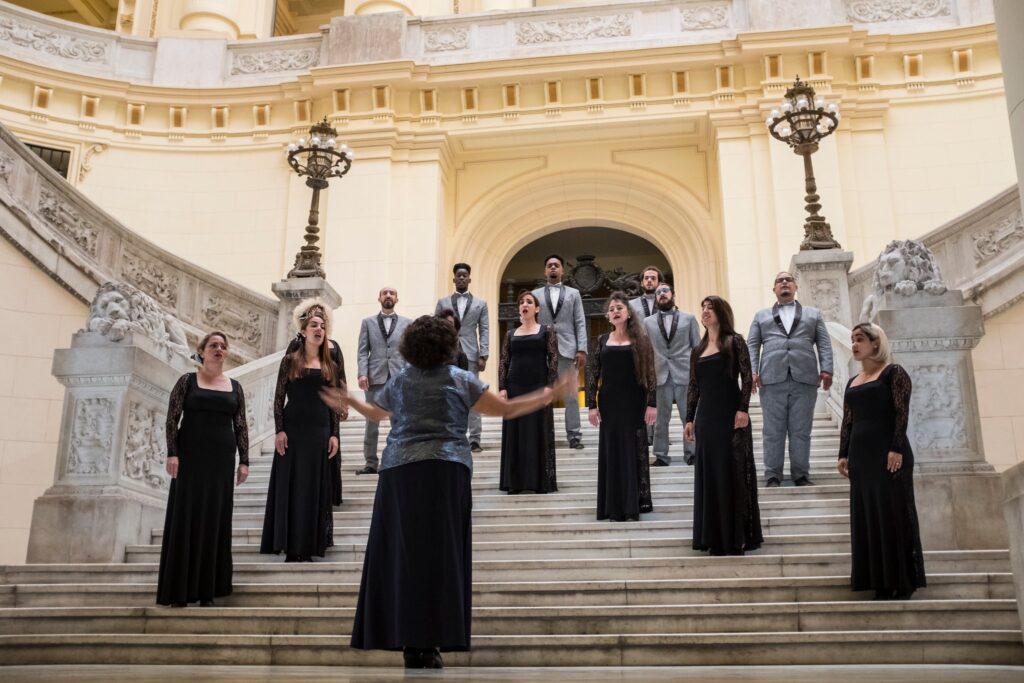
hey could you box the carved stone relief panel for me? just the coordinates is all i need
[0,14,109,64]
[122,402,169,490]
[972,209,1024,265]
[229,47,320,75]
[244,386,257,433]
[680,2,731,30]
[843,0,951,23]
[516,14,631,44]
[200,293,264,347]
[425,27,469,52]
[66,397,115,476]
[37,187,100,257]
[908,364,968,450]
[121,247,181,309]
[0,152,14,186]
[809,278,841,323]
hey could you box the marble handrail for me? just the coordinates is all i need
[226,350,285,459]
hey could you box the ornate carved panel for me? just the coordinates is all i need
[516,14,631,44]
[0,152,13,186]
[972,209,1024,265]
[67,397,115,476]
[0,14,109,63]
[200,294,264,347]
[122,402,169,490]
[909,364,968,450]
[121,247,180,308]
[680,3,730,30]
[229,47,320,75]
[843,0,951,23]
[37,187,100,257]
[809,278,841,322]
[425,27,469,52]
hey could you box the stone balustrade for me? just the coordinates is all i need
[227,350,285,461]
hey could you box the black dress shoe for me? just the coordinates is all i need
[766,477,781,488]
[568,437,584,450]
[652,459,669,467]
[426,648,443,669]
[684,454,695,466]
[403,648,426,669]
[470,442,482,453]
[354,465,377,475]
[794,477,814,487]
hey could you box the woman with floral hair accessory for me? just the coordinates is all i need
[260,298,347,562]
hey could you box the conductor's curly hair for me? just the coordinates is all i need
[400,315,459,369]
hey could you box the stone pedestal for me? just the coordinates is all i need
[27,331,191,563]
[270,277,342,349]
[878,289,1008,550]
[1002,461,1024,643]
[789,248,855,327]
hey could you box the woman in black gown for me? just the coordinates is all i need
[684,296,763,555]
[498,291,559,494]
[587,291,657,521]
[260,299,344,562]
[838,322,926,600]
[158,331,248,607]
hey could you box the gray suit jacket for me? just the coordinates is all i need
[629,295,657,321]
[747,301,833,386]
[644,309,702,386]
[532,284,588,359]
[435,293,490,362]
[357,313,411,386]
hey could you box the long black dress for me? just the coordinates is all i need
[587,335,656,521]
[840,363,926,598]
[686,335,763,555]
[260,351,342,559]
[158,373,248,605]
[498,325,558,493]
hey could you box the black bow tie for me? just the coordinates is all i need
[778,302,796,308]
[382,313,396,319]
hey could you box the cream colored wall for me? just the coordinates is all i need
[974,299,1024,471]
[0,237,88,564]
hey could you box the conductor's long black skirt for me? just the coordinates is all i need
[351,458,473,652]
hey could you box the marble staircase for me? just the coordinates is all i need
[1,406,1021,667]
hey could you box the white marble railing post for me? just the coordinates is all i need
[1002,461,1024,645]
[271,277,342,350]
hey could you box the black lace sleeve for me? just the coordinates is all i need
[165,373,190,458]
[546,325,558,385]
[585,334,605,409]
[685,348,700,423]
[232,380,250,466]
[838,379,854,460]
[888,364,913,455]
[331,340,347,387]
[273,353,290,434]
[642,343,657,408]
[498,330,513,391]
[735,334,753,413]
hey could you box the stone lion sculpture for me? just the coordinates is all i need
[859,240,948,323]
[86,282,190,360]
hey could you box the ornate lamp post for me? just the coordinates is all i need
[766,77,842,250]
[285,118,354,278]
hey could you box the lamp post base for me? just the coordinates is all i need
[287,248,326,279]
[800,219,841,250]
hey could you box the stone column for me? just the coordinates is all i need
[27,330,191,563]
[1002,461,1024,645]
[878,290,1008,549]
[271,277,342,349]
[993,1,1024,214]
[789,248,855,327]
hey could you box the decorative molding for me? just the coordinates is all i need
[891,336,980,352]
[66,397,115,476]
[844,0,951,23]
[516,14,631,45]
[123,402,169,490]
[78,143,107,183]
[424,27,469,52]
[61,375,131,388]
[809,278,842,323]
[37,187,100,258]
[972,209,1024,265]
[201,293,265,347]
[121,247,181,309]
[0,13,109,64]
[680,3,730,30]
[229,47,320,75]
[908,363,967,451]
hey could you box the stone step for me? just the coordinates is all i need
[0,630,1020,666]
[1,599,1018,638]
[2,573,1013,609]
[2,550,1008,585]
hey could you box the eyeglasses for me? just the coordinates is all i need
[775,277,795,284]
[655,286,671,294]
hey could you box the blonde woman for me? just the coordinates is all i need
[260,299,346,562]
[837,322,926,600]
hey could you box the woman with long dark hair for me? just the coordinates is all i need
[684,295,763,555]
[586,291,657,521]
[498,290,559,494]
[260,298,345,562]
[159,331,248,607]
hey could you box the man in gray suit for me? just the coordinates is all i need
[533,254,587,449]
[435,262,489,451]
[629,266,662,321]
[747,271,833,487]
[643,283,701,467]
[355,286,411,475]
